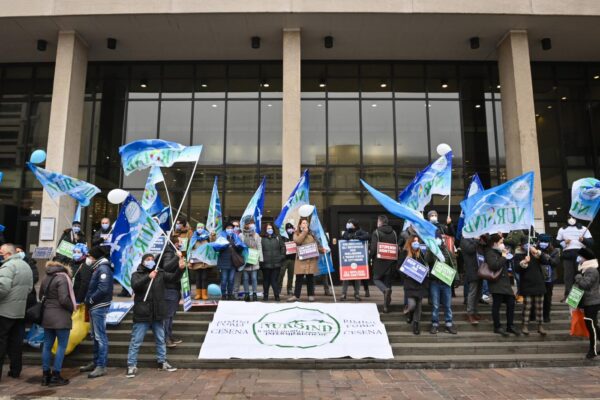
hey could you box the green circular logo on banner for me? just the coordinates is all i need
[252,306,341,349]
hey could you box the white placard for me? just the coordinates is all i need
[199,302,393,360]
[40,217,55,241]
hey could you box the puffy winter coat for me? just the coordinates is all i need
[131,263,183,323]
[0,254,33,319]
[39,264,75,330]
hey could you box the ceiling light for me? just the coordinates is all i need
[371,103,377,107]
[261,79,270,88]
[211,104,218,108]
[317,103,323,107]
[594,75,600,80]
[140,78,148,88]
[496,84,501,89]
[441,79,448,89]
[380,82,388,88]
[475,104,481,109]
[561,96,567,100]
[535,114,540,117]
[267,104,272,107]
[319,79,326,88]
[200,81,208,88]
[547,105,552,109]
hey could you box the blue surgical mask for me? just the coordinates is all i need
[411,241,420,250]
[144,260,156,270]
[226,228,234,235]
[72,226,80,233]
[267,228,274,235]
[17,252,26,260]
[346,223,354,230]
[197,228,204,234]
[175,224,182,231]
[73,252,83,261]
[101,223,110,230]
[234,226,240,233]
[248,224,256,232]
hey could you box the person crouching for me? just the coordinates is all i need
[125,253,183,378]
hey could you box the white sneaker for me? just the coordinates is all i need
[308,296,315,302]
[481,294,490,303]
[159,361,177,372]
[126,366,138,378]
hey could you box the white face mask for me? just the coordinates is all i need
[576,256,584,264]
[85,258,94,266]
[494,243,506,252]
[101,223,110,230]
[568,218,576,226]
[429,216,438,223]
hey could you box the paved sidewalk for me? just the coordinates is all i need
[1,366,599,399]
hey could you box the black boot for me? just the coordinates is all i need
[412,321,420,335]
[263,294,269,301]
[228,293,235,300]
[221,294,227,300]
[49,370,69,386]
[252,293,258,302]
[364,287,370,298]
[244,293,250,302]
[41,370,51,386]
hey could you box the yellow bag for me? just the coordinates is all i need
[52,305,90,355]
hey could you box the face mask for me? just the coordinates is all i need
[17,252,26,260]
[175,224,182,231]
[411,241,420,250]
[248,224,256,232]
[101,223,110,230]
[267,229,274,235]
[429,216,438,223]
[144,260,156,270]
[568,218,576,226]
[85,258,94,266]
[73,252,83,261]
[576,256,584,264]
[197,229,204,234]
[346,223,354,230]
[234,226,240,233]
[226,228,234,235]
[287,228,294,235]
[539,242,549,250]
[435,238,442,246]
[494,243,505,252]
[72,226,80,233]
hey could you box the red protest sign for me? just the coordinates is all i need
[285,241,297,255]
[377,242,398,260]
[338,240,370,280]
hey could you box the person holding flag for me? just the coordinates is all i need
[279,222,297,297]
[213,221,247,300]
[188,223,215,300]
[287,217,324,302]
[557,217,594,301]
[240,218,263,302]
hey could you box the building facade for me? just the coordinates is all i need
[0,1,599,252]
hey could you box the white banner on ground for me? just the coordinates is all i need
[199,302,393,359]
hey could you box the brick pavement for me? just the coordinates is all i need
[1,366,599,399]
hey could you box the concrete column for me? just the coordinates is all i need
[281,28,301,206]
[497,30,545,232]
[39,31,88,247]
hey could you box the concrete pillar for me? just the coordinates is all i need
[497,30,545,232]
[281,28,301,206]
[39,31,88,247]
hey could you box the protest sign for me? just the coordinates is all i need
[338,240,369,280]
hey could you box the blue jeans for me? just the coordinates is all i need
[243,270,258,294]
[89,306,109,368]
[482,280,490,296]
[220,268,236,295]
[430,280,453,326]
[163,289,180,341]
[42,328,70,372]
[127,321,166,367]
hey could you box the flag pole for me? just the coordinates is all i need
[144,153,202,302]
[527,225,532,257]
[324,252,336,303]
[580,219,594,239]
[162,180,175,228]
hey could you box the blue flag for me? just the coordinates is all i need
[398,151,452,211]
[275,169,310,238]
[309,207,334,276]
[141,166,165,216]
[362,179,445,262]
[73,204,82,223]
[570,177,600,222]
[0,171,3,183]
[206,177,223,235]
[460,172,535,239]
[456,174,485,241]
[110,195,164,294]
[27,162,100,206]
[154,206,172,233]
[241,177,266,233]
[119,139,202,176]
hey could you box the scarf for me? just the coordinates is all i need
[579,259,599,272]
[57,271,77,309]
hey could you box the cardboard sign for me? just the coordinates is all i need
[566,286,584,308]
[56,240,75,258]
[338,240,369,280]
[181,268,193,312]
[285,241,297,255]
[100,233,112,246]
[297,242,319,260]
[377,242,398,260]
[431,261,457,286]
[399,257,429,284]
[32,246,54,259]
[246,248,260,265]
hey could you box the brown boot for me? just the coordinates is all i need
[194,289,202,300]
[468,315,479,325]
[521,323,529,335]
[201,289,208,300]
[537,323,547,336]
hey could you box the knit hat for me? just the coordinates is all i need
[88,246,105,260]
[578,247,596,261]
[427,210,438,218]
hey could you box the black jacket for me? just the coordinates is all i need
[71,260,93,303]
[369,225,399,279]
[160,244,181,291]
[131,264,183,323]
[514,251,547,296]
[261,235,285,269]
[484,247,513,296]
[460,238,485,283]
[342,228,370,242]
[40,264,75,330]
[398,250,430,298]
[425,243,456,284]
[23,254,39,308]
[55,229,86,263]
[92,228,112,247]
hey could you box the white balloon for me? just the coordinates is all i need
[436,143,452,156]
[107,189,130,204]
[298,204,315,218]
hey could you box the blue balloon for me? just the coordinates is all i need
[207,284,222,299]
[30,149,47,164]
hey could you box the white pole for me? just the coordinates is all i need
[162,179,175,228]
[324,252,336,303]
[144,154,201,302]
[581,219,594,238]
[527,225,532,257]
[447,195,451,221]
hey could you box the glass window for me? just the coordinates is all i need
[329,192,361,206]
[159,101,191,145]
[559,101,594,167]
[260,101,282,165]
[394,64,425,99]
[0,102,27,188]
[362,100,394,165]
[301,100,326,165]
[28,102,51,151]
[125,101,158,142]
[161,80,193,99]
[363,166,395,189]
[462,100,490,170]
[193,101,224,165]
[328,167,360,190]
[428,101,463,163]
[328,101,360,164]
[535,101,562,167]
[79,101,94,165]
[327,79,359,98]
[226,101,258,164]
[395,100,428,165]
[426,64,459,99]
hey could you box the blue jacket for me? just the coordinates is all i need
[85,257,113,310]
